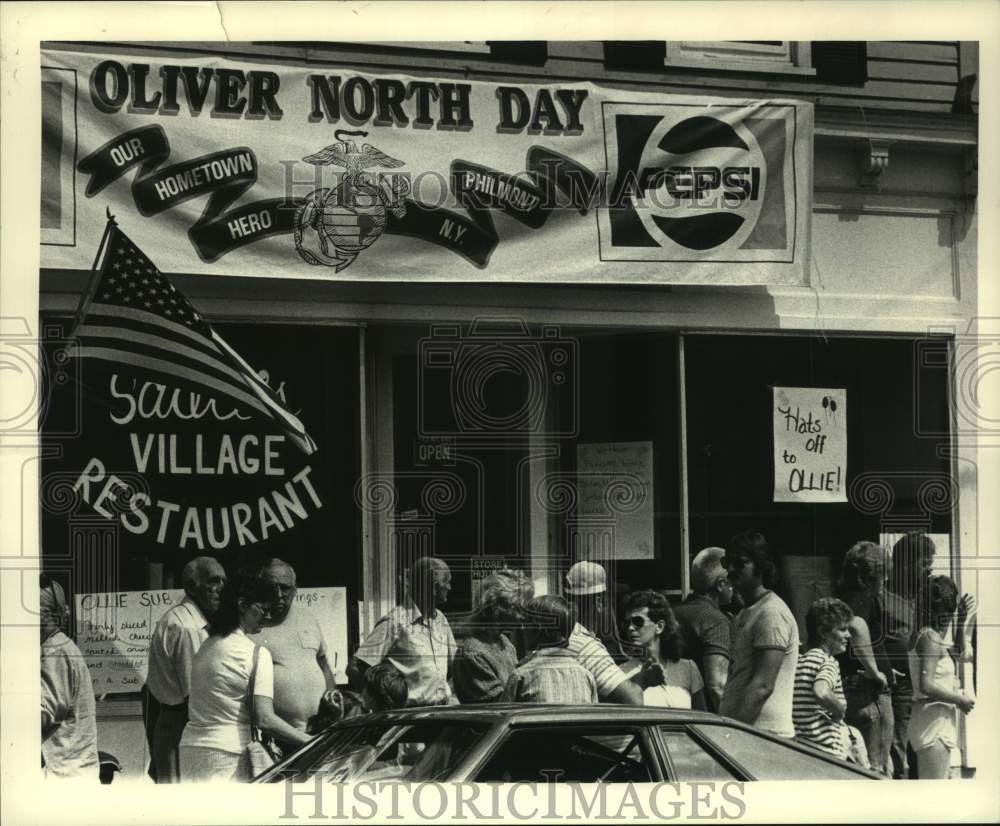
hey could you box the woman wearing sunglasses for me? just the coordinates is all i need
[620,590,707,710]
[179,574,312,781]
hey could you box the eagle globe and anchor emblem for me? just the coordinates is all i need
[294,129,411,271]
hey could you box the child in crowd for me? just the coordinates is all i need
[793,597,870,767]
[501,595,598,704]
[308,661,409,733]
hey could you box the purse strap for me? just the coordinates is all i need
[246,643,261,744]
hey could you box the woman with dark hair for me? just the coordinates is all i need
[836,541,894,777]
[907,575,975,779]
[453,568,534,704]
[620,590,706,710]
[884,531,936,778]
[179,575,311,782]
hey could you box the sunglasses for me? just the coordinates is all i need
[623,614,649,630]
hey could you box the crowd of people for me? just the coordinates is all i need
[39,531,975,782]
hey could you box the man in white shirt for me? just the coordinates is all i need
[349,557,457,707]
[248,559,337,751]
[143,556,225,782]
[719,531,799,738]
[40,574,98,778]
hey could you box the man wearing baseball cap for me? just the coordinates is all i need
[562,561,647,705]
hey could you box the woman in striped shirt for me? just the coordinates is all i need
[793,598,853,758]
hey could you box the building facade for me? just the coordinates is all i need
[38,40,980,776]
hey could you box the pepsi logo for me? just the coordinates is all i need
[632,115,766,251]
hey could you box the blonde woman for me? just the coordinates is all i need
[453,568,534,704]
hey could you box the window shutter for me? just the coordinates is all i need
[811,42,868,84]
[487,41,548,66]
[604,41,666,71]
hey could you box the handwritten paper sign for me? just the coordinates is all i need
[576,441,654,560]
[74,589,184,695]
[293,587,349,684]
[75,586,349,695]
[773,387,847,503]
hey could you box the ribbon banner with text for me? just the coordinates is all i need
[41,46,813,285]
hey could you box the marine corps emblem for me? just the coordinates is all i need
[294,129,411,271]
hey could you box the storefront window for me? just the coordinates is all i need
[389,322,539,613]
[39,318,363,673]
[557,331,681,596]
[684,334,952,584]
[386,324,682,614]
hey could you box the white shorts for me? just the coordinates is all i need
[907,700,958,752]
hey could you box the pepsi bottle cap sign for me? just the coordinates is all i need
[600,101,807,272]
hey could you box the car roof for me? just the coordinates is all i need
[336,703,725,726]
[316,704,881,779]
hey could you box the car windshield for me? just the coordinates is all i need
[263,721,489,783]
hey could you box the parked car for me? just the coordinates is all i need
[254,704,880,783]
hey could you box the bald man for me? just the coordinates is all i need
[348,557,457,707]
[144,556,225,782]
[40,574,99,778]
[248,559,336,753]
[673,547,735,712]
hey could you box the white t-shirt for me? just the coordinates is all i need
[624,658,705,709]
[180,629,274,754]
[720,591,799,738]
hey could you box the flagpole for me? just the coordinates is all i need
[68,208,117,341]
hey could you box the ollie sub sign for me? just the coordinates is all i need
[773,387,847,503]
[74,586,349,695]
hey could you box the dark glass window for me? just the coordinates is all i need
[684,335,951,575]
[39,316,362,650]
[659,727,735,781]
[694,724,865,780]
[474,726,655,783]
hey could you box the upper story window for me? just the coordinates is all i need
[359,41,491,54]
[665,41,816,75]
[367,41,547,65]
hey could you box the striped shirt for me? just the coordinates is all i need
[501,647,598,704]
[566,623,629,698]
[793,647,845,755]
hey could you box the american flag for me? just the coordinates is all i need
[71,221,316,454]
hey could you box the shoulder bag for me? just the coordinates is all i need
[240,644,277,780]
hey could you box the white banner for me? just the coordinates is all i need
[773,387,847,503]
[41,46,813,286]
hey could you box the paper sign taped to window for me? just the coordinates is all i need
[74,586,349,695]
[773,387,847,503]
